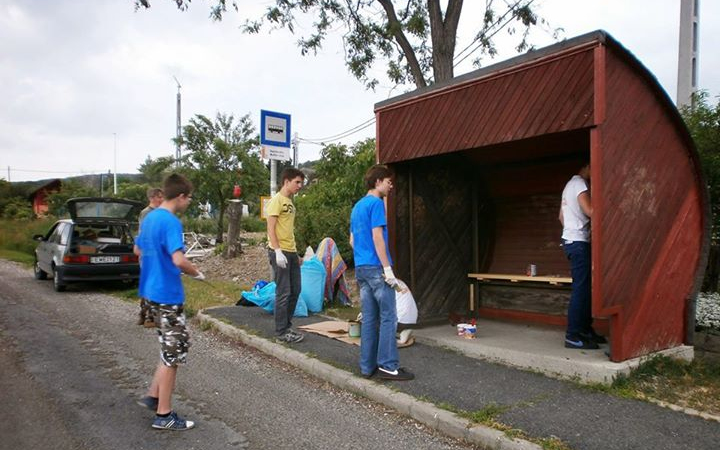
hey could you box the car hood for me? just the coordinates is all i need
[66,197,143,223]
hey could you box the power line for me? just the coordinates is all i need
[7,168,108,175]
[298,118,376,145]
[299,117,376,142]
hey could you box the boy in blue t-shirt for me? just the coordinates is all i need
[350,165,414,381]
[134,173,204,431]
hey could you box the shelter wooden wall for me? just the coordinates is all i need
[595,46,706,361]
[391,155,477,320]
[377,46,596,163]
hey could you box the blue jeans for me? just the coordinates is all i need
[564,241,592,338]
[356,266,399,375]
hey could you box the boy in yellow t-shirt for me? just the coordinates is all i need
[267,168,306,344]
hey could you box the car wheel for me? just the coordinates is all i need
[53,266,66,292]
[34,258,48,280]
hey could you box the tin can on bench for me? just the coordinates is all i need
[527,264,537,277]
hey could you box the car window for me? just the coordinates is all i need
[52,223,66,244]
[59,223,72,246]
[45,223,59,241]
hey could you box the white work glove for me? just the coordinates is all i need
[193,271,206,281]
[275,248,288,269]
[383,266,400,289]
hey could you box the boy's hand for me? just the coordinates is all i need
[383,266,400,289]
[275,249,288,269]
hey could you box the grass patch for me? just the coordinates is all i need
[0,217,55,261]
[324,304,361,321]
[601,355,720,415]
[0,249,35,266]
[436,401,572,450]
[182,277,240,316]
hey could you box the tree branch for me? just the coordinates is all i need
[377,0,427,87]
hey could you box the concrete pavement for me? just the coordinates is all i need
[199,305,720,450]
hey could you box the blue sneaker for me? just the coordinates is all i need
[152,411,195,431]
[136,396,158,411]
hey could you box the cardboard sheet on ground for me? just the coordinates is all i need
[299,321,360,346]
[298,320,415,347]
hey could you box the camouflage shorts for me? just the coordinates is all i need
[146,300,190,367]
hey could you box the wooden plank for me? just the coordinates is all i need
[468,273,572,284]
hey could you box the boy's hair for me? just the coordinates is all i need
[162,173,193,200]
[281,168,306,183]
[364,164,393,190]
[146,187,163,200]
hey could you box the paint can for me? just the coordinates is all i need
[456,323,468,336]
[348,321,361,338]
[527,264,537,277]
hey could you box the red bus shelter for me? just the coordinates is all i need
[375,31,709,362]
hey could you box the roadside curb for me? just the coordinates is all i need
[197,309,541,450]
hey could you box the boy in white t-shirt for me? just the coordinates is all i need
[559,161,606,350]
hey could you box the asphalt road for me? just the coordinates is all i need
[0,259,478,450]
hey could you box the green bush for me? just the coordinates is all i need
[294,138,375,263]
[242,215,266,232]
[182,217,218,235]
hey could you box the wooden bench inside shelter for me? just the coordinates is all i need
[468,273,572,285]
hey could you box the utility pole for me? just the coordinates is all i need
[292,132,299,168]
[7,166,10,182]
[173,76,182,167]
[113,133,118,195]
[677,0,699,109]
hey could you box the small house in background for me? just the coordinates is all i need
[28,179,62,217]
[375,31,709,362]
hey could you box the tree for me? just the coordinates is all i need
[46,180,97,217]
[138,155,176,185]
[681,91,720,235]
[0,179,33,219]
[294,138,375,262]
[135,1,552,89]
[178,112,269,243]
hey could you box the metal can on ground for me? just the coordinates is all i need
[527,264,537,277]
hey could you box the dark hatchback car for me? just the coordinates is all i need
[33,197,143,291]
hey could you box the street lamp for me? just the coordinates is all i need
[113,133,118,195]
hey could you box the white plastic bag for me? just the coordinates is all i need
[395,279,418,324]
[303,245,315,262]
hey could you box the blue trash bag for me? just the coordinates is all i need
[299,256,327,313]
[241,282,276,312]
[240,281,309,317]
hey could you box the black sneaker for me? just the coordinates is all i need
[137,396,158,411]
[377,367,414,381]
[565,336,600,350]
[361,368,377,379]
[581,329,608,344]
[276,330,304,344]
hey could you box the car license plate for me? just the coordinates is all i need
[90,256,120,264]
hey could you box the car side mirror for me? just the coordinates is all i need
[33,234,45,241]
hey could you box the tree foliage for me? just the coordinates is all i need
[178,112,269,242]
[681,92,720,235]
[294,138,375,262]
[135,0,553,89]
[0,179,34,219]
[138,155,176,185]
[46,180,97,218]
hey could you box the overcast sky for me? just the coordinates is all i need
[2,0,719,182]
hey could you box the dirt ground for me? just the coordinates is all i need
[192,231,359,303]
